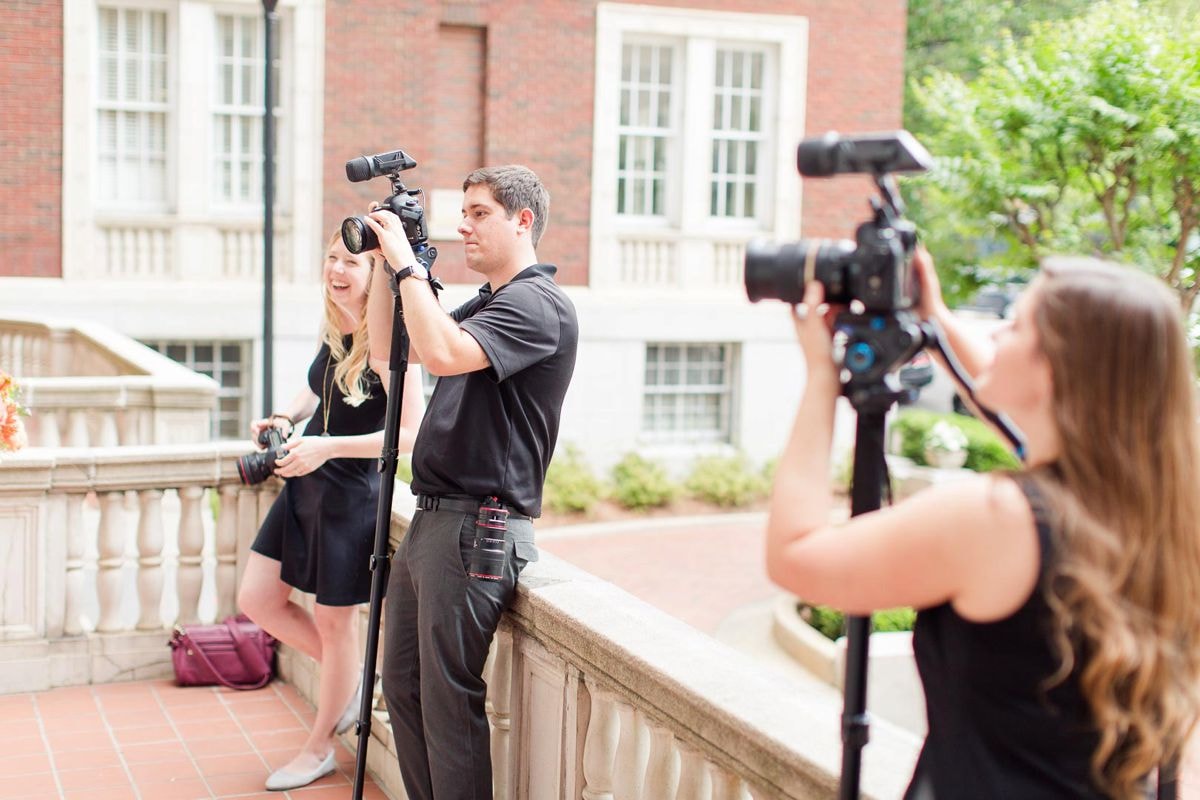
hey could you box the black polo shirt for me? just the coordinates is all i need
[409,264,578,518]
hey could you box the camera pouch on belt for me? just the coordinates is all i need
[468,497,510,581]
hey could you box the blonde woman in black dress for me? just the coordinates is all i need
[238,231,424,791]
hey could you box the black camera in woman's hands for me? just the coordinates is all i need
[237,427,288,486]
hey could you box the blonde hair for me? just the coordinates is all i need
[319,230,375,407]
[1029,257,1200,798]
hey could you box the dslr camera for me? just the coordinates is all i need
[744,131,934,406]
[340,149,438,273]
[237,426,288,486]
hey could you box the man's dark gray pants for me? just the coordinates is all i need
[381,506,532,800]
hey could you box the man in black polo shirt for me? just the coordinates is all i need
[363,165,577,800]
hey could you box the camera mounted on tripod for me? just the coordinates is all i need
[744,130,934,411]
[341,148,440,282]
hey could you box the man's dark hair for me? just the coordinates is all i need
[463,165,550,247]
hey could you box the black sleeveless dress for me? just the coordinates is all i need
[904,476,1146,799]
[250,335,387,606]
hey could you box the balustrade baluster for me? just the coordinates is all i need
[613,706,648,800]
[215,485,239,619]
[486,629,514,800]
[176,486,205,624]
[135,489,165,629]
[709,768,753,800]
[98,411,119,447]
[642,725,680,800]
[67,409,89,447]
[63,493,86,635]
[581,684,619,800]
[37,411,62,447]
[95,491,126,632]
[674,743,712,800]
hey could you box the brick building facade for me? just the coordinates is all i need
[0,0,905,469]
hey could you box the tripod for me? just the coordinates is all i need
[350,255,438,800]
[836,320,1179,800]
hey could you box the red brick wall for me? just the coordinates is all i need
[322,0,907,285]
[0,1,64,278]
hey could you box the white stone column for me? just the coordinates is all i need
[135,489,165,630]
[63,493,86,636]
[486,629,514,800]
[95,490,126,632]
[176,486,205,624]
[642,725,680,800]
[613,706,649,800]
[581,684,620,800]
[215,485,239,620]
[675,743,713,800]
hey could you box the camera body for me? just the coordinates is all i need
[744,131,933,408]
[340,148,438,274]
[237,426,287,486]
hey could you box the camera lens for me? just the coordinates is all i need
[744,239,855,304]
[237,451,274,485]
[341,216,376,255]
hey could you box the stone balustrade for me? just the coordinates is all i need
[0,316,218,446]
[0,443,275,690]
[280,505,920,800]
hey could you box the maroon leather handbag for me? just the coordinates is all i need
[169,614,276,690]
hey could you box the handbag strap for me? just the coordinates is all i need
[175,622,272,691]
[224,616,272,680]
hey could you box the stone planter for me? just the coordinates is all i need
[771,594,927,736]
[923,447,967,470]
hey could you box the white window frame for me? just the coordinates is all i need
[93,3,174,211]
[62,0,321,283]
[145,339,251,439]
[211,9,289,212]
[615,37,683,224]
[640,342,738,444]
[591,4,807,288]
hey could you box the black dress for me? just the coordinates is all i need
[250,335,387,606]
[904,476,1146,799]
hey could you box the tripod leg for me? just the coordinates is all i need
[352,297,409,800]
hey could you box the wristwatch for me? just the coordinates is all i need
[394,263,429,283]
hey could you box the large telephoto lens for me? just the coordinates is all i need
[743,239,856,304]
[340,216,377,255]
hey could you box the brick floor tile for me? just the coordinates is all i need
[205,769,275,796]
[57,764,131,791]
[221,696,292,717]
[126,755,202,785]
[62,788,142,800]
[0,731,49,756]
[119,739,190,763]
[50,746,121,770]
[111,724,177,746]
[176,718,245,740]
[168,702,237,724]
[186,733,254,759]
[44,730,115,752]
[247,728,310,751]
[237,711,306,734]
[104,708,169,729]
[136,776,213,800]
[194,752,268,777]
[0,751,53,775]
[3,770,60,798]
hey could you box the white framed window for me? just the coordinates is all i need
[616,40,679,219]
[95,6,170,207]
[212,12,283,208]
[146,339,250,439]
[710,47,767,219]
[642,343,736,443]
[591,5,806,289]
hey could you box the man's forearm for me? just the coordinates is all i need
[397,278,476,374]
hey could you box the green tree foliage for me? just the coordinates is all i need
[908,1,1200,306]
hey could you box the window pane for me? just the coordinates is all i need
[616,40,677,218]
[642,343,735,442]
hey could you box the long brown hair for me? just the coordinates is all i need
[1030,257,1200,798]
[319,230,375,406]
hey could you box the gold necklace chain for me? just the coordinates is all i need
[320,347,333,435]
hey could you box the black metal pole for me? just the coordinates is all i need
[839,408,888,800]
[261,0,278,416]
[352,298,410,800]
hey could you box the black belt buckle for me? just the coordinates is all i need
[418,495,440,511]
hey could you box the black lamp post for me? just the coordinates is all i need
[261,0,278,416]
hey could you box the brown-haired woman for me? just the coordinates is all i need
[765,249,1200,799]
[238,231,424,791]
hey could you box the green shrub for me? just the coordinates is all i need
[798,602,917,641]
[396,457,413,485]
[611,452,678,510]
[684,454,769,507]
[891,409,1020,472]
[544,445,605,514]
